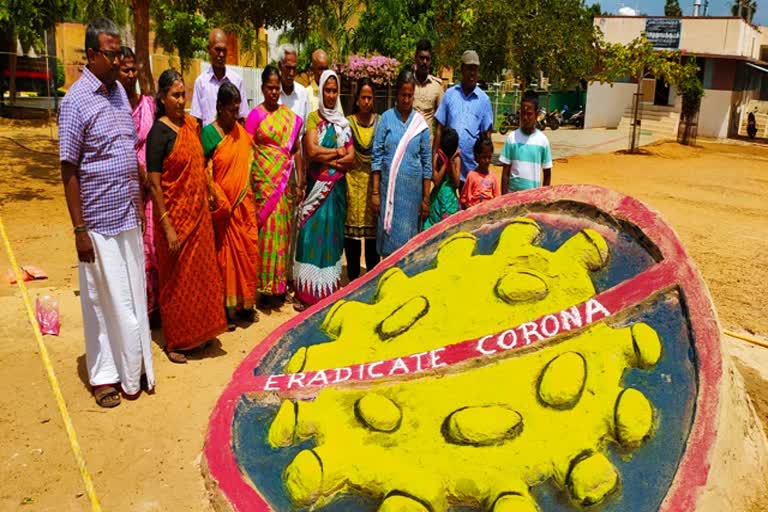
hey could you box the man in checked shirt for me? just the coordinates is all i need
[59,17,155,408]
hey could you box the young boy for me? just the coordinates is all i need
[460,136,500,209]
[500,91,552,193]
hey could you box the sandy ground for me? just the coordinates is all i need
[0,120,766,511]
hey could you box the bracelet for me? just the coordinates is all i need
[73,224,87,233]
[158,211,169,223]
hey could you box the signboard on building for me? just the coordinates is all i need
[645,18,681,50]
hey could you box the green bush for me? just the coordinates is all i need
[679,75,704,120]
[56,59,65,88]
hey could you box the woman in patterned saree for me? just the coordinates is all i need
[201,82,260,329]
[146,69,226,363]
[245,66,303,311]
[293,69,355,311]
[344,77,380,281]
[118,46,159,324]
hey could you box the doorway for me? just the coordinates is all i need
[654,79,671,106]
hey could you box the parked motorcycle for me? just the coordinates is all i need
[536,108,561,131]
[563,105,585,129]
[498,110,519,135]
[547,109,562,130]
[747,110,758,139]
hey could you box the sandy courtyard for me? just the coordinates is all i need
[0,120,766,511]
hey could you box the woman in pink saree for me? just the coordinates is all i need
[119,46,159,322]
[245,66,303,310]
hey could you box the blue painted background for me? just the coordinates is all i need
[231,210,698,511]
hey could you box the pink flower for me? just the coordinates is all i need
[336,54,400,86]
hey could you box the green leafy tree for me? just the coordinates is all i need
[354,0,602,87]
[510,0,602,89]
[0,0,75,103]
[434,0,505,79]
[78,0,129,26]
[354,0,436,70]
[439,0,601,87]
[151,0,209,71]
[595,36,699,151]
[678,73,704,145]
[279,0,360,68]
[204,0,323,67]
[731,0,757,22]
[664,0,682,16]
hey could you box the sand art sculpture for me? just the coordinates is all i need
[204,185,768,512]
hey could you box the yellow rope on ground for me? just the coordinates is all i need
[724,329,768,349]
[0,216,103,512]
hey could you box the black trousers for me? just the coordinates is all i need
[344,237,380,281]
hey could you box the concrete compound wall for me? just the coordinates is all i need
[585,82,636,129]
[698,89,733,139]
[586,81,734,138]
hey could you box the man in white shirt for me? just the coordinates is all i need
[277,43,309,128]
[307,48,342,112]
[190,29,250,128]
[276,44,308,300]
[307,48,329,112]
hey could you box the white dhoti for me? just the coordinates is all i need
[79,227,155,396]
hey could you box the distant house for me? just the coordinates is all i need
[586,16,768,139]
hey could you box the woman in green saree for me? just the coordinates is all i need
[293,70,355,310]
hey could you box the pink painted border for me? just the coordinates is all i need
[203,185,722,512]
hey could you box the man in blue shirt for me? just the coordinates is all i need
[434,50,494,187]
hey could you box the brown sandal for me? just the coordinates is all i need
[166,350,187,364]
[93,385,121,408]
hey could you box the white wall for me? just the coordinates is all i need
[595,17,761,59]
[585,82,636,128]
[698,89,732,138]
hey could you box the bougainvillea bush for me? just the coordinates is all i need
[334,55,401,86]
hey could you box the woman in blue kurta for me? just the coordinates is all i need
[293,70,355,310]
[372,70,433,257]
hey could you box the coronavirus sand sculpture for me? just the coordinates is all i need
[204,185,768,512]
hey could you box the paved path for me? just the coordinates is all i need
[492,127,667,162]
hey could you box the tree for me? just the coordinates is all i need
[511,0,602,89]
[678,73,704,145]
[130,0,326,93]
[447,0,601,87]
[0,0,75,104]
[151,0,209,71]
[354,0,436,68]
[731,0,757,23]
[279,0,360,67]
[129,0,153,94]
[204,0,322,67]
[355,0,601,86]
[595,36,699,152]
[434,0,505,79]
[78,0,129,26]
[664,0,682,16]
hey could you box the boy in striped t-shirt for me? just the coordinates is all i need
[500,91,552,193]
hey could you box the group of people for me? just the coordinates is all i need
[59,17,554,408]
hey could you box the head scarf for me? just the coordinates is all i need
[318,70,349,130]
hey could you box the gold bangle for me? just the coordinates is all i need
[158,211,169,223]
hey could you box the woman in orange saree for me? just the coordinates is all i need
[245,66,303,310]
[201,83,259,329]
[146,69,226,363]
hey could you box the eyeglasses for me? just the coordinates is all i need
[94,49,121,62]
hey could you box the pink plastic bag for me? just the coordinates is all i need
[35,295,60,336]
